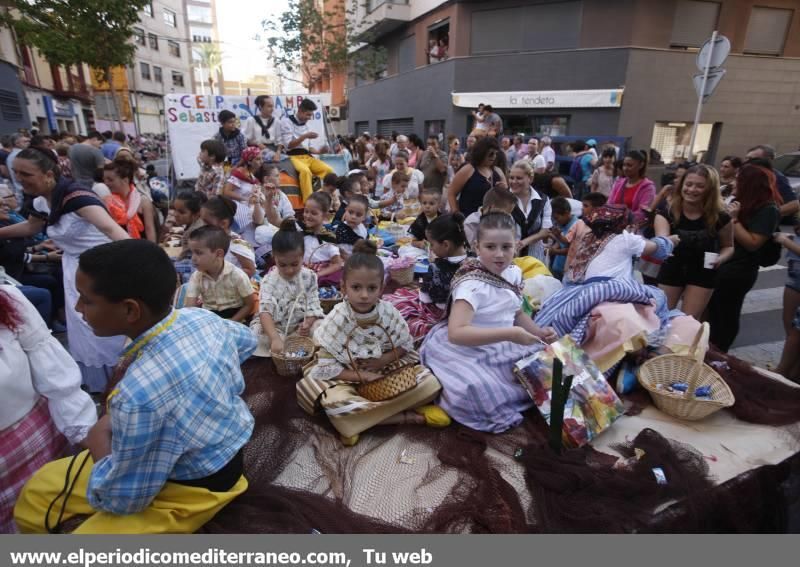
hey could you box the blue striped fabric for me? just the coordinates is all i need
[534,279,669,342]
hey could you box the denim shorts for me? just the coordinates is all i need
[787,259,800,292]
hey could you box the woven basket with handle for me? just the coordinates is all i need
[272,293,316,377]
[389,264,415,285]
[637,323,734,421]
[346,324,417,402]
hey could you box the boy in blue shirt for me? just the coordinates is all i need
[548,197,578,280]
[15,240,256,533]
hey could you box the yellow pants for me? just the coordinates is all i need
[13,451,247,534]
[289,154,334,202]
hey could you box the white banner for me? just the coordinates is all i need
[165,93,328,179]
[451,89,624,109]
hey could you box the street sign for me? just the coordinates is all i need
[696,35,730,71]
[693,68,726,101]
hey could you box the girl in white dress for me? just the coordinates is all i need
[0,148,129,392]
[420,212,557,433]
[301,192,343,286]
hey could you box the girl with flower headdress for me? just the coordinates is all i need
[564,204,677,286]
[221,146,264,245]
[420,212,558,433]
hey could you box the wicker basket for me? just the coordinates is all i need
[346,324,417,402]
[271,295,316,377]
[273,335,315,377]
[320,294,342,314]
[637,323,735,421]
[390,264,415,285]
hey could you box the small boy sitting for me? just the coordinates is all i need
[463,188,517,247]
[185,226,255,323]
[213,110,247,166]
[410,187,442,249]
[320,172,341,217]
[547,197,579,280]
[376,171,409,219]
[13,240,256,534]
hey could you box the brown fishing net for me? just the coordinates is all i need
[200,353,800,534]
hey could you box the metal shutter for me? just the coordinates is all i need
[377,118,414,137]
[0,90,24,121]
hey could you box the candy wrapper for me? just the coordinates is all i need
[514,336,625,448]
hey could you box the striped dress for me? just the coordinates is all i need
[419,265,539,433]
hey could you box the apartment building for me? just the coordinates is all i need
[185,0,222,92]
[348,0,800,164]
[0,26,95,136]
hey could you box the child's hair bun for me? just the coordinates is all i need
[352,239,377,255]
[279,218,297,232]
[451,211,466,225]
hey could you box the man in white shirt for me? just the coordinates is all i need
[278,98,333,203]
[243,95,280,150]
[540,136,557,172]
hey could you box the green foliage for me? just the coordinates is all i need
[193,43,223,93]
[263,0,387,87]
[0,0,151,70]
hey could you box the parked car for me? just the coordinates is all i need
[774,152,800,193]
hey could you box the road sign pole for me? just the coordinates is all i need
[688,30,717,161]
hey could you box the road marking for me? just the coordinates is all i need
[759,264,787,272]
[741,286,785,315]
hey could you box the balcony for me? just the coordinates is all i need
[356,0,411,42]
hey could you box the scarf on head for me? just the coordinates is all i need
[450,258,522,299]
[565,204,630,284]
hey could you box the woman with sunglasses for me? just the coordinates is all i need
[448,137,508,218]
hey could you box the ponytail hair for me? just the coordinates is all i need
[202,196,237,224]
[306,191,331,212]
[272,218,304,255]
[477,211,516,242]
[426,212,467,248]
[344,239,384,280]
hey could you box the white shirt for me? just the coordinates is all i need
[0,285,96,442]
[382,169,424,199]
[583,231,646,282]
[243,113,279,147]
[515,188,552,261]
[279,115,311,151]
[542,146,556,168]
[451,265,522,328]
[530,154,547,171]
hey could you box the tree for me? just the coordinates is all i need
[0,0,151,131]
[262,0,387,90]
[194,43,223,94]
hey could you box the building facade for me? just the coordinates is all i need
[0,26,31,134]
[348,0,800,164]
[185,0,222,93]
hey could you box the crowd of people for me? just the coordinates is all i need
[1,98,799,533]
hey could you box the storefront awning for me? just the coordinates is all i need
[451,89,623,109]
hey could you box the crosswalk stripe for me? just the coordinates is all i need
[759,264,787,272]
[741,286,785,315]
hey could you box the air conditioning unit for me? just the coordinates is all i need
[328,106,341,120]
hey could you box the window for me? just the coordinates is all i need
[0,89,24,121]
[744,7,793,55]
[140,62,151,81]
[427,20,449,64]
[148,33,159,50]
[163,9,177,28]
[168,40,181,57]
[134,27,145,46]
[397,35,415,73]
[143,2,153,17]
[650,121,716,164]
[171,71,185,87]
[187,5,213,24]
[471,2,582,55]
[153,66,163,83]
[670,1,720,47]
[190,25,212,43]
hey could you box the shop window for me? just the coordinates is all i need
[168,41,181,57]
[501,115,570,138]
[149,33,159,50]
[426,19,449,64]
[424,120,445,141]
[134,28,146,46]
[670,1,720,48]
[153,66,163,83]
[650,121,716,164]
[140,62,151,81]
[0,89,24,121]
[744,7,793,56]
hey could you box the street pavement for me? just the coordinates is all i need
[728,257,789,370]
